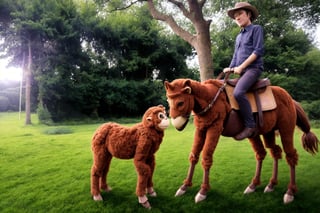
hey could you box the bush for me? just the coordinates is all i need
[301,100,320,120]
[37,104,53,125]
[98,80,167,118]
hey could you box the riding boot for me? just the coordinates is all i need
[234,127,257,140]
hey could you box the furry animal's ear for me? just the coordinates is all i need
[182,79,192,94]
[145,116,154,128]
[182,86,192,94]
[157,104,164,109]
[164,81,173,91]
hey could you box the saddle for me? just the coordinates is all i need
[222,78,277,136]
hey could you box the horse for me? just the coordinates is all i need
[164,75,319,204]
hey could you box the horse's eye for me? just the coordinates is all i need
[177,101,184,108]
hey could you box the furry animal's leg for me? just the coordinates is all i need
[91,148,110,201]
[195,169,210,203]
[91,164,103,201]
[146,156,156,197]
[176,128,204,197]
[134,159,151,197]
[135,161,152,209]
[245,136,267,194]
[264,159,278,193]
[244,159,262,194]
[195,126,221,203]
[175,158,197,197]
[100,154,113,192]
[283,150,298,204]
[264,144,282,193]
[280,126,298,204]
[138,195,151,209]
[147,187,157,197]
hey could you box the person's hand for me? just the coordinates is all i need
[233,66,244,74]
[223,67,232,73]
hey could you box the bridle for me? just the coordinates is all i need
[196,71,232,116]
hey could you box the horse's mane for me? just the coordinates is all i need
[203,79,224,87]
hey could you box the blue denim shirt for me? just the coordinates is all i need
[229,24,264,70]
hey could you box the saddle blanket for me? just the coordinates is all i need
[225,85,277,112]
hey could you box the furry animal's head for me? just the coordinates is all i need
[142,105,170,131]
[164,79,194,131]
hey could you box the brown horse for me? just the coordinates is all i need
[164,77,319,204]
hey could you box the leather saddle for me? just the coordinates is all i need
[222,78,277,137]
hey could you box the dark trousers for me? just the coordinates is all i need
[234,68,262,128]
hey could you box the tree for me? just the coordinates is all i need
[98,0,320,82]
[0,0,48,124]
[146,0,213,82]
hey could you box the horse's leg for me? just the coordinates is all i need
[175,128,206,197]
[244,135,267,194]
[279,130,298,204]
[194,125,221,203]
[263,131,282,193]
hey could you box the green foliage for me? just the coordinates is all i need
[301,100,320,120]
[0,81,22,111]
[100,80,167,117]
[37,103,53,125]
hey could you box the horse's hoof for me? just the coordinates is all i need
[195,192,206,203]
[283,193,294,204]
[102,186,112,192]
[175,188,186,197]
[148,191,157,197]
[139,196,151,210]
[140,201,152,210]
[243,186,255,194]
[264,185,274,193]
[93,194,103,201]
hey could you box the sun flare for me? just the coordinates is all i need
[0,59,22,81]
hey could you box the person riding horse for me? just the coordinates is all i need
[223,2,264,140]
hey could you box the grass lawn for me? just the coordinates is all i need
[0,112,319,213]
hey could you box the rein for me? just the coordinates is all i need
[196,72,231,116]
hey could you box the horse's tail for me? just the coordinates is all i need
[294,101,319,155]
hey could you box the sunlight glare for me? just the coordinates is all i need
[0,59,22,81]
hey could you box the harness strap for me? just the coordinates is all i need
[254,91,264,127]
[196,72,231,116]
[197,85,225,116]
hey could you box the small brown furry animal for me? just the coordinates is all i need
[90,105,169,209]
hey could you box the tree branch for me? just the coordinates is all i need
[107,0,141,12]
[198,0,206,9]
[146,0,196,46]
[167,0,191,19]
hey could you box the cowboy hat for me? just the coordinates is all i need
[227,2,259,20]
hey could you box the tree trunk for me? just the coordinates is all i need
[193,20,214,81]
[25,39,32,125]
[146,0,214,81]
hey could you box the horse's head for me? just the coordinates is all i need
[164,79,195,131]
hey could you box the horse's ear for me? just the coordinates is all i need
[182,79,192,94]
[182,86,192,94]
[164,81,173,91]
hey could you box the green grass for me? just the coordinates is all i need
[0,112,319,213]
